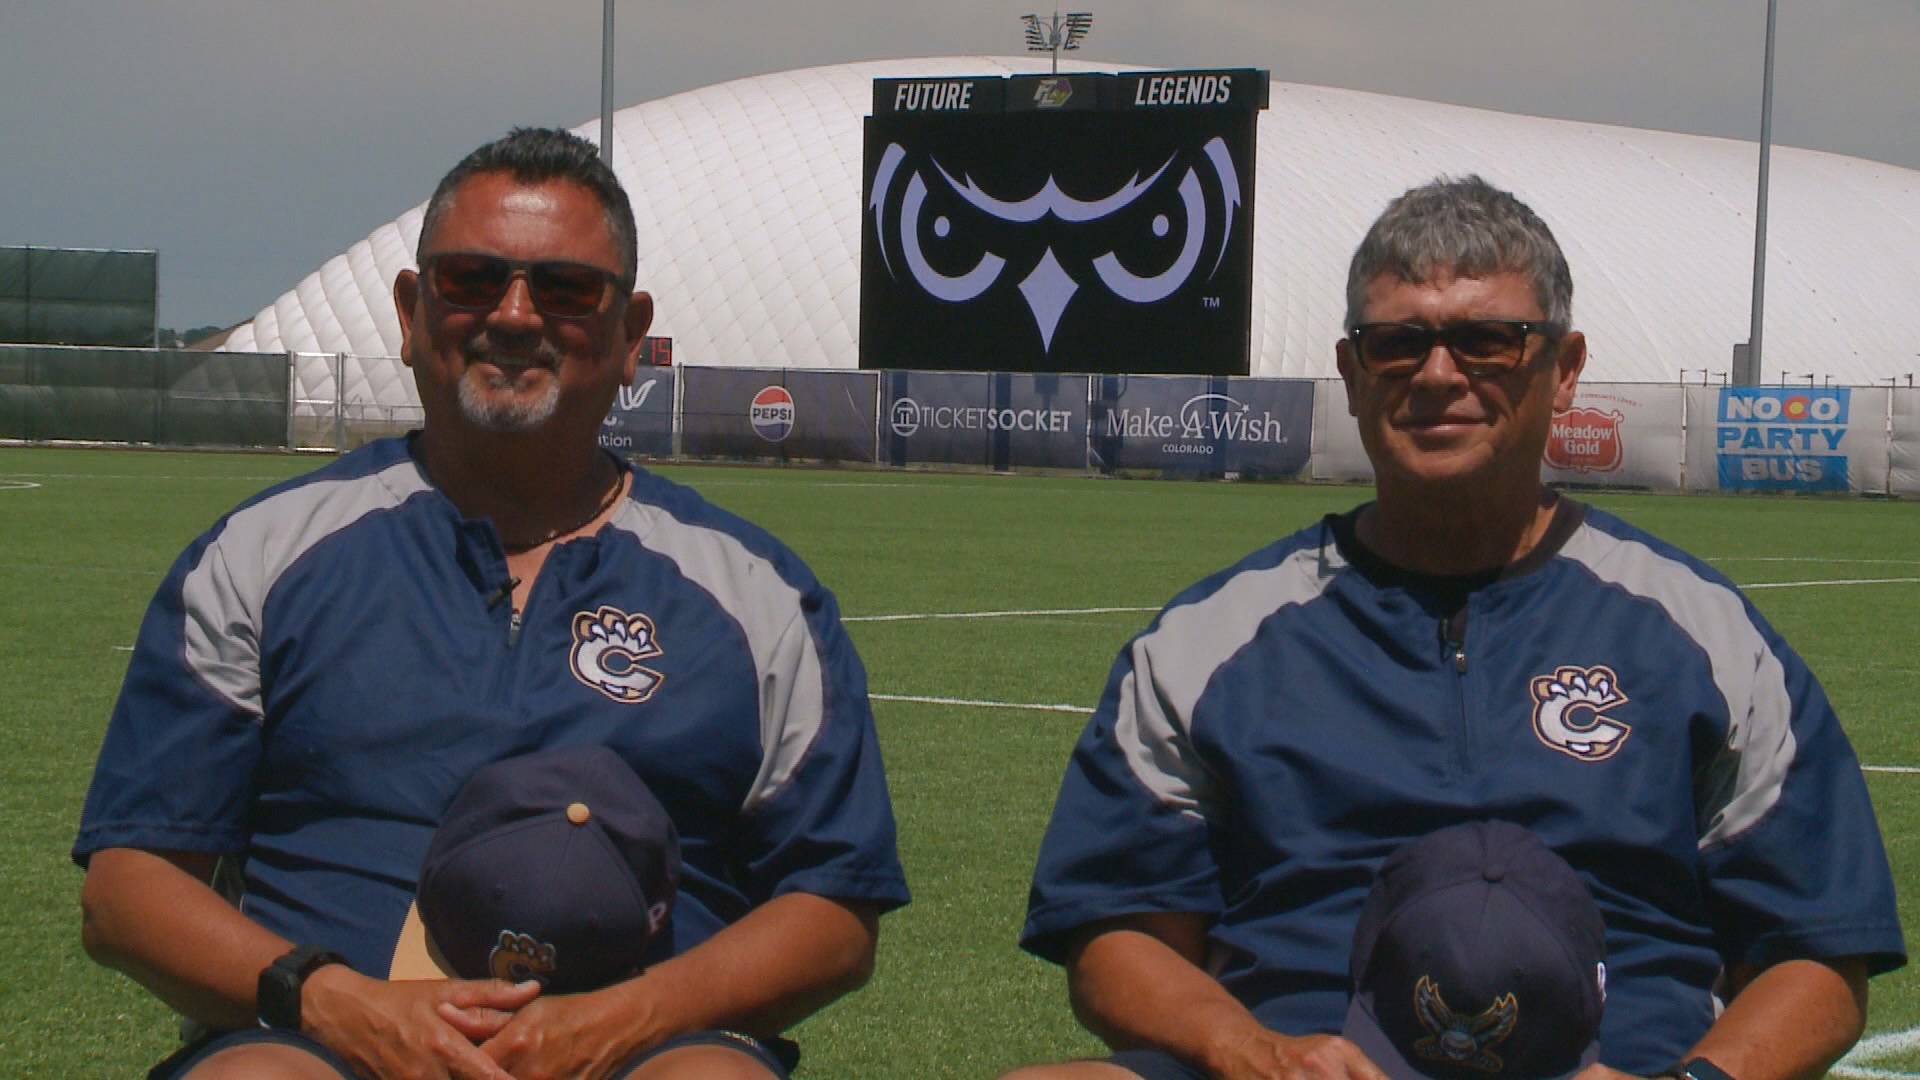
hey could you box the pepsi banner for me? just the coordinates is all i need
[882,371,1089,469]
[597,370,673,458]
[680,367,877,463]
[861,69,1268,377]
[1698,387,1858,492]
[1090,375,1312,476]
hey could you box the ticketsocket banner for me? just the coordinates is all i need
[1892,390,1920,496]
[1686,386,1888,493]
[598,370,674,458]
[1089,375,1312,475]
[883,371,1089,469]
[681,367,878,463]
[1540,385,1682,489]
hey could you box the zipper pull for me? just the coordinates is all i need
[508,610,522,647]
[1440,616,1467,674]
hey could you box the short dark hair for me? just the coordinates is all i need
[1344,174,1572,332]
[417,127,638,289]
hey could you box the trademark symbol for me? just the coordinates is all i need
[1202,296,1221,309]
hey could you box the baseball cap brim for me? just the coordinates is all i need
[388,901,455,982]
[1342,993,1598,1080]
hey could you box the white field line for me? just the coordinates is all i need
[0,479,42,490]
[1743,578,1920,590]
[1713,557,1920,566]
[845,605,1157,624]
[869,692,1089,715]
[0,472,294,482]
[1833,1025,1920,1078]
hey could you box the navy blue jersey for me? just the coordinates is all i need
[76,437,908,978]
[1022,501,1902,1074]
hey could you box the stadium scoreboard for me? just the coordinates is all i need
[860,69,1268,376]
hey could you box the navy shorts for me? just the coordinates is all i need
[151,1026,797,1079]
[1106,1048,1209,1080]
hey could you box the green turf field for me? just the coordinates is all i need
[2,446,1915,1077]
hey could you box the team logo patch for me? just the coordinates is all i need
[489,930,558,985]
[1412,976,1518,1073]
[750,386,795,442]
[1530,665,1630,762]
[570,606,665,704]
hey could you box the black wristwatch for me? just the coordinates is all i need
[1668,1058,1737,1080]
[256,945,346,1030]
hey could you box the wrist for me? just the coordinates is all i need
[1667,1057,1738,1080]
[1196,1009,1282,1075]
[255,945,348,1031]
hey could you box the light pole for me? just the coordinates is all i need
[1744,0,1779,385]
[1022,10,1093,74]
[599,0,615,163]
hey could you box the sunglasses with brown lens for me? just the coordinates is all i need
[422,252,620,319]
[1348,319,1557,377]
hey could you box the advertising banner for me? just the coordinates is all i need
[1089,375,1312,476]
[598,369,674,458]
[1686,386,1889,493]
[1310,378,1371,482]
[861,69,1268,376]
[1891,389,1920,496]
[1540,384,1683,489]
[882,371,1088,469]
[680,367,877,463]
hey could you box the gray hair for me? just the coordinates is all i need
[1343,175,1572,331]
[418,127,637,290]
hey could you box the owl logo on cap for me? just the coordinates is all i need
[571,606,666,703]
[1411,976,1518,1072]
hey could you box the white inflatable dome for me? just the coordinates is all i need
[223,56,1920,413]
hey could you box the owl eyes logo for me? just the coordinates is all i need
[866,136,1243,352]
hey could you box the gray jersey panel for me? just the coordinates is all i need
[611,501,825,814]
[1116,543,1347,820]
[178,460,430,723]
[1560,525,1797,848]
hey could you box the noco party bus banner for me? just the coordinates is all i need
[680,367,878,462]
[861,69,1268,377]
[1687,386,1888,493]
[882,371,1089,469]
[1540,385,1683,489]
[1089,375,1313,476]
[597,370,674,457]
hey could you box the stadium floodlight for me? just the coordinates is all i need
[600,0,616,163]
[1022,10,1094,74]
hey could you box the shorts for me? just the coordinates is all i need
[150,1026,797,1079]
[1105,1048,1209,1080]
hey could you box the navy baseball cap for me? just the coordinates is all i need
[391,744,680,994]
[1342,821,1607,1080]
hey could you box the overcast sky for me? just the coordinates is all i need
[3,1,1914,329]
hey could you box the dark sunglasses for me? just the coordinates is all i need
[422,252,620,319]
[1348,319,1558,377]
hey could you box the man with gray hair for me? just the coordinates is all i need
[1008,175,1902,1080]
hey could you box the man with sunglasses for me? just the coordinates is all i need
[74,127,907,1080]
[1010,176,1901,1080]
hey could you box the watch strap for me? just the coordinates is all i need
[256,944,346,1030]
[1670,1057,1737,1080]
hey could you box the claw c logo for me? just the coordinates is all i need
[1530,665,1631,762]
[570,606,666,704]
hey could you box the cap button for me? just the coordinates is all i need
[566,802,591,825]
[1482,861,1506,883]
